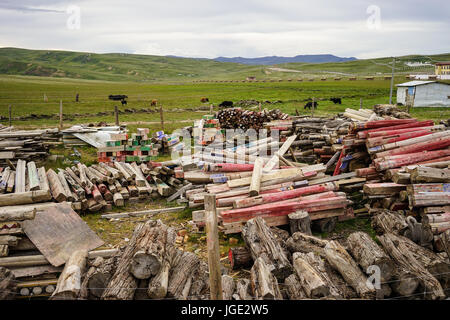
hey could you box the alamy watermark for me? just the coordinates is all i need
[66,5,81,30]
[366,5,381,30]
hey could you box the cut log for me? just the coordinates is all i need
[0,190,52,206]
[324,240,376,299]
[0,208,35,222]
[0,267,17,300]
[222,275,235,300]
[249,157,264,196]
[102,220,176,300]
[286,232,329,257]
[347,232,395,282]
[15,159,26,193]
[409,166,450,183]
[50,249,88,300]
[130,250,161,280]
[37,167,50,193]
[26,161,40,191]
[229,247,253,270]
[371,211,408,235]
[250,257,283,300]
[242,217,292,280]
[284,274,306,299]
[0,245,8,257]
[390,268,420,297]
[113,192,124,207]
[0,235,20,246]
[46,169,67,202]
[292,252,329,298]
[377,233,445,300]
[288,210,312,235]
[234,278,252,300]
[147,257,170,299]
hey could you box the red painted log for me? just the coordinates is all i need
[353,119,417,131]
[367,130,433,149]
[207,163,255,172]
[367,127,433,138]
[357,120,434,139]
[375,149,450,171]
[356,167,377,177]
[375,136,450,158]
[91,184,103,202]
[233,183,338,208]
[98,183,108,193]
[221,196,348,222]
[333,147,346,176]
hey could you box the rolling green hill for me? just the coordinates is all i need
[0,47,449,82]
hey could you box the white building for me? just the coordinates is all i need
[396,81,450,107]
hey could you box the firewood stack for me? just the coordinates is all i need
[216,108,289,131]
[0,128,60,166]
[226,217,449,300]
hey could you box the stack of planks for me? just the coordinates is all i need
[0,128,60,166]
[225,217,449,300]
[0,159,189,213]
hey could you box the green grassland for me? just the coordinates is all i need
[0,75,449,133]
[1,47,450,82]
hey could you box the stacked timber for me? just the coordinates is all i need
[216,108,289,131]
[227,217,449,300]
[0,128,60,166]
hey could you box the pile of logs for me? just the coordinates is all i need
[226,217,449,300]
[0,159,188,213]
[0,128,60,166]
[216,108,289,131]
[373,104,412,119]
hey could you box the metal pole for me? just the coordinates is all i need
[389,57,396,104]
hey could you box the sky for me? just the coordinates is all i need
[0,0,449,59]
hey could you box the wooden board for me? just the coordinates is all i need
[21,202,104,267]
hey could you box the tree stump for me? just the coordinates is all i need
[51,250,88,300]
[288,211,312,235]
[242,217,292,281]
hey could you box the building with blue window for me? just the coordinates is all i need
[396,81,450,107]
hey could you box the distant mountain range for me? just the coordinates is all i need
[213,54,357,65]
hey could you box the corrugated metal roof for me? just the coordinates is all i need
[396,80,436,87]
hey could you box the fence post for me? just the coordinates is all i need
[114,105,119,126]
[8,105,11,127]
[204,194,223,300]
[311,97,315,117]
[360,98,363,110]
[160,105,164,131]
[59,100,63,131]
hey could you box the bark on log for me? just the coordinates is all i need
[324,240,376,299]
[102,220,176,300]
[79,254,119,299]
[347,232,395,282]
[377,233,445,300]
[130,250,161,280]
[292,252,329,298]
[51,249,88,300]
[250,257,283,300]
[284,274,306,299]
[0,267,16,300]
[390,268,420,297]
[242,217,292,280]
[371,211,408,235]
[46,169,67,202]
[0,208,35,222]
[0,190,52,206]
[147,256,171,299]
[286,232,329,258]
[222,275,235,300]
[288,210,312,235]
[235,278,253,300]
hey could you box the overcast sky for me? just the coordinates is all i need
[0,0,449,59]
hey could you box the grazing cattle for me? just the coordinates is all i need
[121,100,127,106]
[108,94,128,106]
[151,99,158,106]
[304,101,318,109]
[200,97,209,103]
[330,97,342,104]
[218,100,233,108]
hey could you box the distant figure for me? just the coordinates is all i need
[330,97,342,104]
[218,101,233,108]
[200,97,209,103]
[44,93,48,103]
[151,99,158,106]
[304,101,318,110]
[76,93,79,102]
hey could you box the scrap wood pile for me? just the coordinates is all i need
[216,108,289,131]
[224,216,449,300]
[0,219,209,300]
[0,128,60,166]
[0,201,112,299]
[0,158,188,214]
